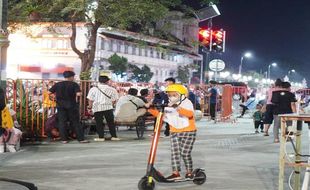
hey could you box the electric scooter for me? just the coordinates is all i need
[138,105,207,190]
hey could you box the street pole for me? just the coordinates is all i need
[0,0,9,89]
[239,56,243,75]
[268,65,271,80]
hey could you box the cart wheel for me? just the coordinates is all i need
[193,171,207,185]
[138,177,155,190]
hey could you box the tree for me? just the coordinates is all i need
[129,64,153,82]
[8,0,216,77]
[177,66,189,83]
[108,53,128,78]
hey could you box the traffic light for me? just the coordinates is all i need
[211,29,226,53]
[199,28,212,51]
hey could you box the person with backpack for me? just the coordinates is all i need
[49,71,89,144]
[87,76,119,141]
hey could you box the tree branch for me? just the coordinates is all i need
[70,21,83,57]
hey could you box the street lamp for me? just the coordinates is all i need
[268,62,277,79]
[288,69,296,75]
[239,52,252,75]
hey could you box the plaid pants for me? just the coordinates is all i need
[170,131,196,172]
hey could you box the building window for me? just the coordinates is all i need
[116,41,121,53]
[101,39,105,50]
[156,51,160,58]
[124,43,129,54]
[150,48,154,58]
[132,45,137,55]
[138,47,143,56]
[109,40,113,51]
[144,48,148,57]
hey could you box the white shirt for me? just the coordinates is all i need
[87,84,118,112]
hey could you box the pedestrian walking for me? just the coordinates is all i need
[263,78,283,136]
[49,71,88,144]
[271,82,297,143]
[87,76,119,141]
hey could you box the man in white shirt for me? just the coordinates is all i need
[115,88,146,123]
[87,76,119,141]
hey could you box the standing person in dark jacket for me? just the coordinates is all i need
[49,71,88,144]
[159,77,175,136]
[207,81,218,120]
[0,87,6,153]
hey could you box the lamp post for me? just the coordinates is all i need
[285,69,295,82]
[268,62,277,79]
[288,69,296,76]
[239,52,252,75]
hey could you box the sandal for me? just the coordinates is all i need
[263,133,269,136]
[274,139,280,143]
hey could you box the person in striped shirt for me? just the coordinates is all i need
[87,76,119,141]
[147,84,197,181]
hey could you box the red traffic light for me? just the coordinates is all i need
[199,28,212,49]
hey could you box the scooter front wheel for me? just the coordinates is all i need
[138,177,155,190]
[193,171,207,185]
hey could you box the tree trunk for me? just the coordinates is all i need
[70,21,101,74]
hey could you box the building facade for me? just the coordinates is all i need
[7,22,200,82]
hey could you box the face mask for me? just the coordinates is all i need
[169,96,180,104]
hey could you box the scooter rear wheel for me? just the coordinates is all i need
[193,171,207,185]
[138,177,155,190]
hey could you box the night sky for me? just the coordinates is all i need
[190,0,310,83]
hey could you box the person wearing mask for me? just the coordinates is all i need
[263,79,283,136]
[147,84,197,180]
[49,71,88,144]
[271,82,297,143]
[87,76,119,141]
[115,88,146,123]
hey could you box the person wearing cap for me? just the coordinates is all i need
[49,71,88,144]
[146,84,197,181]
[87,76,119,141]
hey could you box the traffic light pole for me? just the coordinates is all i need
[0,0,9,89]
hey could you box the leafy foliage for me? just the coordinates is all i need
[129,64,154,82]
[108,53,128,78]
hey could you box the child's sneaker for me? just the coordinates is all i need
[0,145,4,153]
[7,145,16,153]
[166,173,181,181]
[185,173,193,179]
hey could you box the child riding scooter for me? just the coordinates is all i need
[139,84,206,190]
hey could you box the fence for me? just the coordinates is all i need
[5,79,239,139]
[5,79,154,139]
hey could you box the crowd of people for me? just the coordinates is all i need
[240,79,300,143]
[0,71,308,150]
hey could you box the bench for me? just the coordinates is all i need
[81,115,155,140]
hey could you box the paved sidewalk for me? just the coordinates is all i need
[0,117,309,190]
